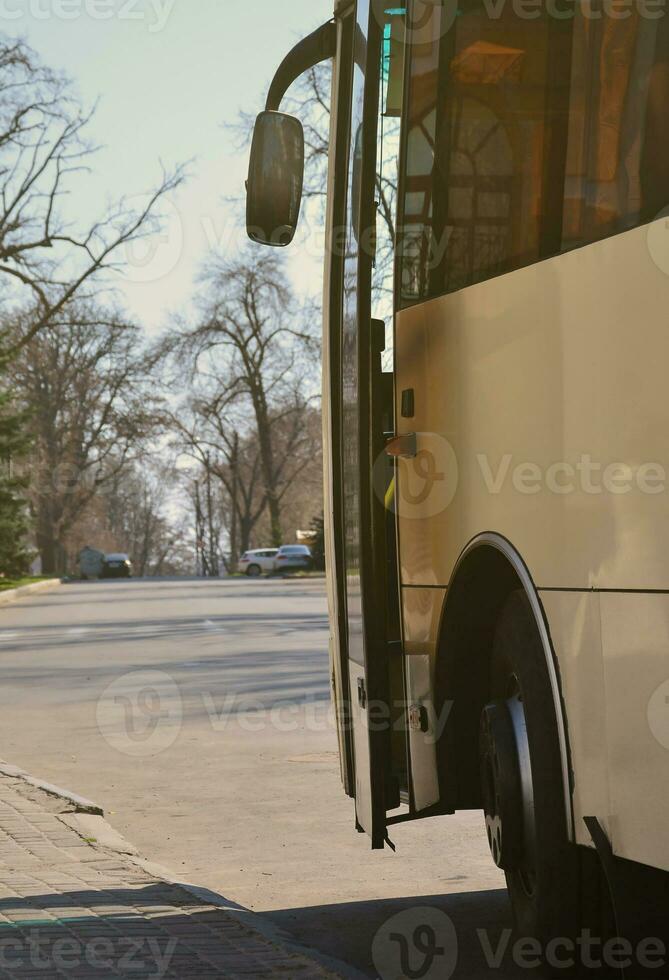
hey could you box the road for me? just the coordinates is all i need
[0,578,520,978]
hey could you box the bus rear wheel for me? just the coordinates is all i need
[480,590,613,972]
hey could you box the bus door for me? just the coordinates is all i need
[332,0,405,849]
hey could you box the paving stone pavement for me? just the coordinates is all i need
[0,774,340,978]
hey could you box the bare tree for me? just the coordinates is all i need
[104,460,188,577]
[9,300,160,574]
[165,248,319,548]
[191,463,223,577]
[166,401,266,569]
[0,37,185,355]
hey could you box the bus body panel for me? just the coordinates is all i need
[394,220,669,872]
[597,591,669,872]
[542,588,669,874]
[395,218,669,593]
[540,590,611,850]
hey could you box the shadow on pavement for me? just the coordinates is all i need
[265,888,523,979]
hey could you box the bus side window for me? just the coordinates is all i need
[398,2,669,306]
[399,2,558,301]
[563,11,669,248]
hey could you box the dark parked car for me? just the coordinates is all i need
[274,545,313,572]
[102,554,133,579]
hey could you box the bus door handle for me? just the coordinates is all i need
[386,433,417,459]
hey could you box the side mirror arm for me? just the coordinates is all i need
[265,20,337,111]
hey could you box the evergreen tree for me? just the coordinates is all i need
[0,380,32,577]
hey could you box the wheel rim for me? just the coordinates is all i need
[480,679,537,882]
[506,683,537,895]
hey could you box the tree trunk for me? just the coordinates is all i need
[239,516,253,557]
[36,498,69,576]
[229,434,240,570]
[37,530,67,576]
[252,388,282,547]
[38,534,57,576]
[205,456,219,577]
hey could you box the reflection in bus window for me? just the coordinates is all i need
[375,7,405,370]
[399,1,669,304]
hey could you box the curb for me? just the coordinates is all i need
[0,760,103,815]
[62,812,362,980]
[0,579,62,606]
[3,773,359,979]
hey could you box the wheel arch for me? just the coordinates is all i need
[435,532,574,841]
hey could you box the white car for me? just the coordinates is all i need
[238,549,279,577]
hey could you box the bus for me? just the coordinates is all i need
[246,0,669,966]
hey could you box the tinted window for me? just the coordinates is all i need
[399,1,669,304]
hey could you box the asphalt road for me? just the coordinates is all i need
[0,578,522,978]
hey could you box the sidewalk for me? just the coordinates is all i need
[0,772,340,978]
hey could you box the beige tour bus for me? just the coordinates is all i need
[246,0,669,966]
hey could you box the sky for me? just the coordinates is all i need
[8,0,333,331]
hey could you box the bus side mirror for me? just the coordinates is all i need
[246,111,305,247]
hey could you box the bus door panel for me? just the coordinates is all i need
[338,0,391,849]
[401,586,445,812]
[325,10,356,799]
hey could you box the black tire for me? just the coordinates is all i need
[488,591,614,972]
[246,564,262,578]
